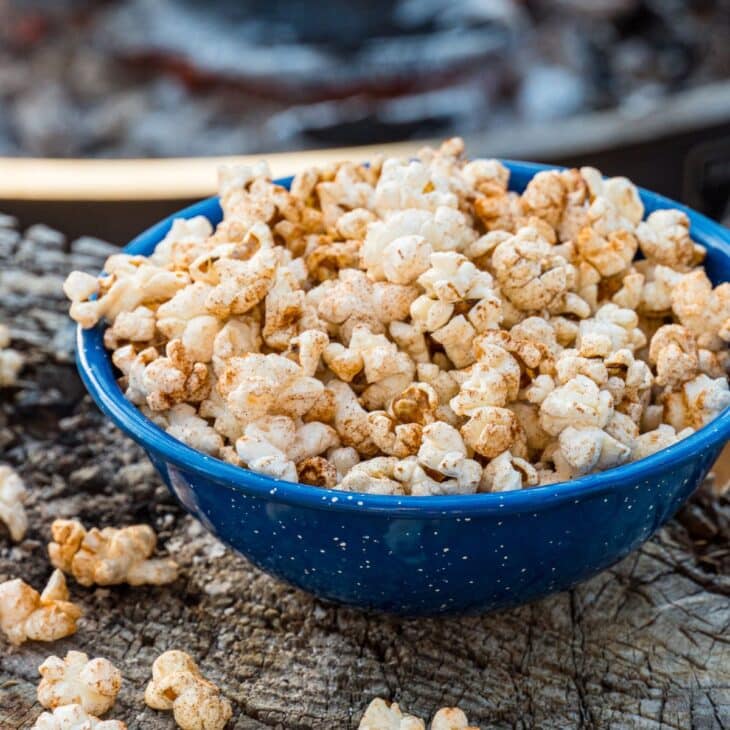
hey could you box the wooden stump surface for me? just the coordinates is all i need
[1,216,729,729]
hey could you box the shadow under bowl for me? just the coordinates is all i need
[75,162,730,615]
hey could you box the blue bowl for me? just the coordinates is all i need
[75,162,730,615]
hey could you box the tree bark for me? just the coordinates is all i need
[1,217,729,729]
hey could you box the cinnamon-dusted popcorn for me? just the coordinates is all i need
[0,464,27,542]
[65,138,730,494]
[671,270,730,351]
[0,570,81,645]
[38,651,122,716]
[32,704,126,730]
[48,519,178,587]
[358,698,425,730]
[164,404,224,456]
[144,650,232,730]
[662,374,730,431]
[0,323,24,386]
[218,352,323,422]
[648,325,699,389]
[481,451,538,492]
[556,426,630,477]
[491,227,580,313]
[65,255,189,329]
[539,375,614,437]
[636,209,704,269]
[235,416,338,482]
[415,422,482,494]
[358,698,477,730]
[632,424,694,461]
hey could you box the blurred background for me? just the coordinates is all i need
[0,0,729,239]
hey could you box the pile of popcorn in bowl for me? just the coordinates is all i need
[64,138,730,496]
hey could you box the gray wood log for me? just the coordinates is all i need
[1,219,729,729]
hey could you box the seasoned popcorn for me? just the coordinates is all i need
[38,651,122,716]
[32,704,127,730]
[0,570,81,645]
[48,519,178,587]
[0,323,24,386]
[358,698,477,730]
[65,139,730,494]
[0,464,27,542]
[144,650,233,730]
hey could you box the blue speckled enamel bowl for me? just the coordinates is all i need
[75,162,730,615]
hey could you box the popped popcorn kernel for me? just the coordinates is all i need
[0,323,24,386]
[145,650,232,730]
[358,698,477,730]
[0,464,27,542]
[48,519,178,587]
[38,651,122,716]
[32,704,126,730]
[0,570,81,645]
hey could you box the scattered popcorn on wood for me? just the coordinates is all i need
[48,519,179,587]
[64,138,730,493]
[31,703,126,730]
[0,464,28,542]
[144,650,233,730]
[38,650,122,716]
[0,570,81,645]
[358,698,478,729]
[0,323,24,386]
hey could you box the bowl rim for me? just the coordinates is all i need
[75,159,730,517]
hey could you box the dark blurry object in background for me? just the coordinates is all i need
[1,0,728,158]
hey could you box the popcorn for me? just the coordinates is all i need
[358,698,425,729]
[235,416,338,482]
[64,138,730,494]
[481,451,538,492]
[65,256,189,329]
[32,704,126,730]
[662,374,730,431]
[0,464,27,542]
[671,270,730,351]
[451,345,521,412]
[218,353,323,422]
[38,651,122,716]
[576,304,645,358]
[460,406,525,459]
[415,422,482,493]
[581,167,644,228]
[431,315,477,368]
[431,707,478,730]
[0,570,81,645]
[556,426,630,477]
[648,325,699,389]
[127,339,211,412]
[636,209,704,269]
[164,404,224,456]
[316,268,418,341]
[48,519,179,587]
[0,323,24,386]
[337,457,410,495]
[150,215,214,268]
[632,424,694,461]
[144,650,232,730]
[374,158,458,214]
[418,252,495,304]
[358,698,477,730]
[539,375,613,437]
[491,227,577,312]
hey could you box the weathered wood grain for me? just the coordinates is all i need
[1,218,729,729]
